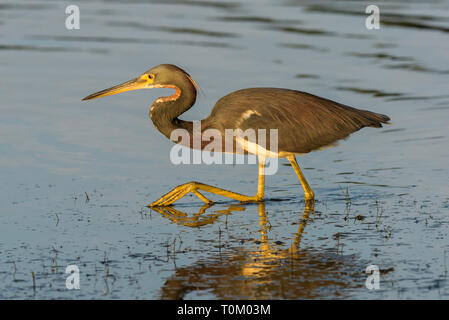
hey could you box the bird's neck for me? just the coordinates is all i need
[149,78,197,139]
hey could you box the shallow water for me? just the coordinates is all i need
[1,0,449,299]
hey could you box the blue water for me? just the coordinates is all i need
[1,0,449,299]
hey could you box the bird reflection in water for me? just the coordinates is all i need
[156,202,363,299]
[151,203,245,228]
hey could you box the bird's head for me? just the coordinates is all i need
[82,64,199,101]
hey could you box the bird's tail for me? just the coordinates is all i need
[358,110,391,128]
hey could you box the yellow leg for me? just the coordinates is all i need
[286,155,315,201]
[148,158,266,207]
[256,157,265,201]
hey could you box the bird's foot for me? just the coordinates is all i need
[148,181,260,207]
[148,182,214,207]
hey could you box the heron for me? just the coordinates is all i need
[83,64,390,207]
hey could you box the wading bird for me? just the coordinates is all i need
[83,64,390,206]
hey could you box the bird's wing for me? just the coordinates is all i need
[207,88,390,154]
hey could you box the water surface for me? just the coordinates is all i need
[1,0,449,299]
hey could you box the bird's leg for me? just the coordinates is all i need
[256,157,265,201]
[148,158,266,207]
[286,155,315,201]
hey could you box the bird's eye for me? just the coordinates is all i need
[148,74,154,80]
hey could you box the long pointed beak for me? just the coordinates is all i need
[82,77,147,101]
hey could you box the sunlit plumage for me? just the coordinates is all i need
[83,64,390,206]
